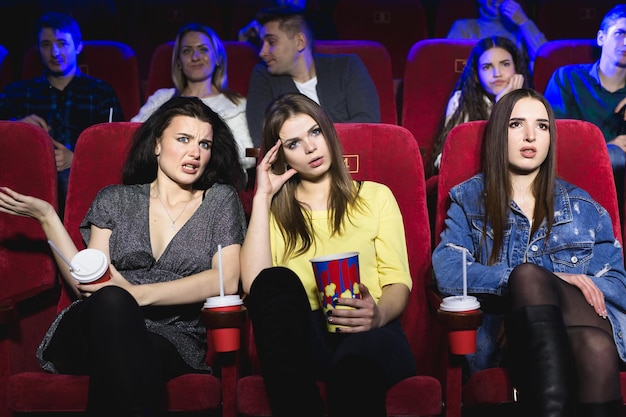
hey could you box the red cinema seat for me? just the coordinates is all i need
[533,39,597,94]
[0,122,58,417]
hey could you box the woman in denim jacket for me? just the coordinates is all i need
[433,88,626,417]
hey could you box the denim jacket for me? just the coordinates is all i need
[433,174,626,371]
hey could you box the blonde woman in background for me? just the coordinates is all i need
[133,23,256,171]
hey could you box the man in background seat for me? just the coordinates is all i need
[245,5,379,147]
[544,4,626,217]
[0,12,123,216]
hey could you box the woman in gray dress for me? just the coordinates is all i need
[0,96,247,417]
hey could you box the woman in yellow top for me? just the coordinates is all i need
[240,93,416,417]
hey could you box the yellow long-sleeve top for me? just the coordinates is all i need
[270,181,412,309]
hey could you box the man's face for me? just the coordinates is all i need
[258,21,301,76]
[598,17,626,68]
[38,28,81,77]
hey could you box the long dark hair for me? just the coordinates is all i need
[262,93,361,259]
[122,96,244,190]
[430,36,530,175]
[482,88,556,265]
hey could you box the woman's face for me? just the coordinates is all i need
[507,97,551,175]
[178,31,217,83]
[477,47,516,96]
[155,115,213,186]
[478,0,504,18]
[278,113,331,180]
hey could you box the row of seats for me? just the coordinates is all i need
[2,118,626,417]
[0,37,598,171]
[0,0,617,81]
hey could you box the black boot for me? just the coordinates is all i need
[505,305,576,417]
[577,399,623,417]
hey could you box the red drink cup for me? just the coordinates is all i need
[203,295,244,352]
[310,252,360,333]
[70,249,111,284]
[439,295,481,355]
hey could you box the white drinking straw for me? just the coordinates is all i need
[108,107,113,123]
[218,244,224,297]
[462,247,467,300]
[47,240,78,272]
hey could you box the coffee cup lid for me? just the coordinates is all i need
[204,294,243,308]
[70,249,108,282]
[439,295,480,312]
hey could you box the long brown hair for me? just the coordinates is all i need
[262,93,361,260]
[482,88,556,265]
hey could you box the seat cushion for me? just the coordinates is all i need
[7,372,221,412]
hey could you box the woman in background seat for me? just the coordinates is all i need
[132,23,256,172]
[430,36,529,175]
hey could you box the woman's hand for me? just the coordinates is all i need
[500,0,528,26]
[77,264,132,298]
[495,74,525,102]
[255,140,297,198]
[0,186,56,222]
[554,272,608,318]
[325,284,383,332]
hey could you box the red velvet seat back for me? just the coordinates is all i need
[533,39,597,94]
[22,41,142,122]
[402,38,477,171]
[59,122,141,309]
[333,0,427,79]
[144,40,260,99]
[315,40,397,125]
[238,123,449,417]
[0,122,57,298]
[0,121,58,417]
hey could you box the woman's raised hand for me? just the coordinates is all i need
[496,74,525,102]
[255,140,297,198]
[0,186,56,222]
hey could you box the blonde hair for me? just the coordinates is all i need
[171,23,242,105]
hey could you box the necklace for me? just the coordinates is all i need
[154,190,193,230]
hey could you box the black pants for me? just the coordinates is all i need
[245,267,416,417]
[42,286,195,417]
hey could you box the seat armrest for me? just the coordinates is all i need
[0,283,60,325]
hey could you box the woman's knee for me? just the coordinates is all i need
[248,267,307,300]
[569,326,619,368]
[82,286,140,325]
[508,264,558,306]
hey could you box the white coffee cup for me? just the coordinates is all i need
[70,249,111,284]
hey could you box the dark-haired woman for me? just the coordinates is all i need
[433,89,626,416]
[430,36,530,175]
[0,96,247,417]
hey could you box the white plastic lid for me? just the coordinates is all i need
[439,295,480,312]
[70,249,108,282]
[203,294,243,308]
